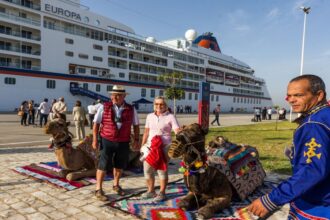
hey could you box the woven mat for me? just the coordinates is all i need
[108,180,277,220]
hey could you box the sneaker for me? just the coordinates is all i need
[153,193,166,203]
[141,191,156,199]
[95,189,108,201]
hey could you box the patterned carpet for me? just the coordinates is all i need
[109,180,277,220]
[13,161,143,190]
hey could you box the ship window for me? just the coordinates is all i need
[141,88,146,97]
[237,97,239,103]
[233,97,236,103]
[119,72,125,78]
[83,83,88,90]
[84,16,89,23]
[216,95,219,102]
[77,68,86,74]
[79,54,88,59]
[159,90,164,96]
[182,92,185,100]
[19,12,27,18]
[4,77,16,85]
[195,93,198,100]
[188,93,192,100]
[91,69,98,75]
[211,95,214,101]
[21,60,31,69]
[150,89,155,98]
[46,80,56,89]
[96,84,101,92]
[0,7,5,13]
[106,85,113,91]
[93,56,103,62]
[93,44,103,50]
[65,38,74,44]
[65,51,74,57]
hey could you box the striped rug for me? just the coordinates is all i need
[13,161,143,190]
[109,180,277,220]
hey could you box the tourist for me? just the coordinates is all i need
[254,107,261,122]
[19,101,28,126]
[267,107,272,120]
[140,96,180,202]
[52,97,67,121]
[72,100,87,140]
[211,104,221,126]
[28,100,36,125]
[92,85,140,201]
[38,98,51,127]
[247,74,330,219]
[87,102,96,129]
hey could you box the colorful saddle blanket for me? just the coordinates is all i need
[207,143,266,200]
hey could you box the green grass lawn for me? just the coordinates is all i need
[207,121,297,175]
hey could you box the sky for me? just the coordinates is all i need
[81,0,330,107]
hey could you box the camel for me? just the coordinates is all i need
[44,118,142,181]
[168,123,265,219]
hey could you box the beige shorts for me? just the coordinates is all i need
[143,144,170,180]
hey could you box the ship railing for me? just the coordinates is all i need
[0,29,41,41]
[0,11,40,27]
[0,62,41,70]
[0,45,41,56]
[3,0,41,10]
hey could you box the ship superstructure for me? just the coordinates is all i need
[0,0,272,112]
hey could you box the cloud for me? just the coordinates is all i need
[267,8,279,19]
[234,25,251,31]
[227,9,250,32]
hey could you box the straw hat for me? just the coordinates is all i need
[108,85,129,95]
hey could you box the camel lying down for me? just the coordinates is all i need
[44,118,142,181]
[168,123,265,219]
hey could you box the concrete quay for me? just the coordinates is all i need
[0,113,289,219]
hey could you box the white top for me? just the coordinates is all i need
[94,103,103,111]
[145,111,180,146]
[87,104,97,114]
[267,108,272,114]
[93,104,139,129]
[38,101,51,114]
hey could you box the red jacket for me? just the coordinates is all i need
[100,102,133,142]
[145,135,168,171]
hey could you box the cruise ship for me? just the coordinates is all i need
[0,0,272,112]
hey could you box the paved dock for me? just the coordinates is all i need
[0,113,290,219]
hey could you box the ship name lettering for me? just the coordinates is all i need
[45,4,82,21]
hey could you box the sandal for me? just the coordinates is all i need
[113,185,125,196]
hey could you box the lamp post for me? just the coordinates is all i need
[299,6,311,75]
[290,6,311,122]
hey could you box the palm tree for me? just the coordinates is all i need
[158,72,184,116]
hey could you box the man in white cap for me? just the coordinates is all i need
[92,85,140,201]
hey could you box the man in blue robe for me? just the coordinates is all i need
[248,74,330,219]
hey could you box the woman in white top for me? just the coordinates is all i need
[140,96,180,202]
[72,100,87,140]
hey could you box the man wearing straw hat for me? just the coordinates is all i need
[92,85,140,201]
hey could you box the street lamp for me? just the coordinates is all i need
[299,6,311,75]
[290,6,311,122]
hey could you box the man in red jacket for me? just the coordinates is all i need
[92,85,140,201]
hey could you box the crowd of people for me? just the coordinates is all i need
[15,74,330,218]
